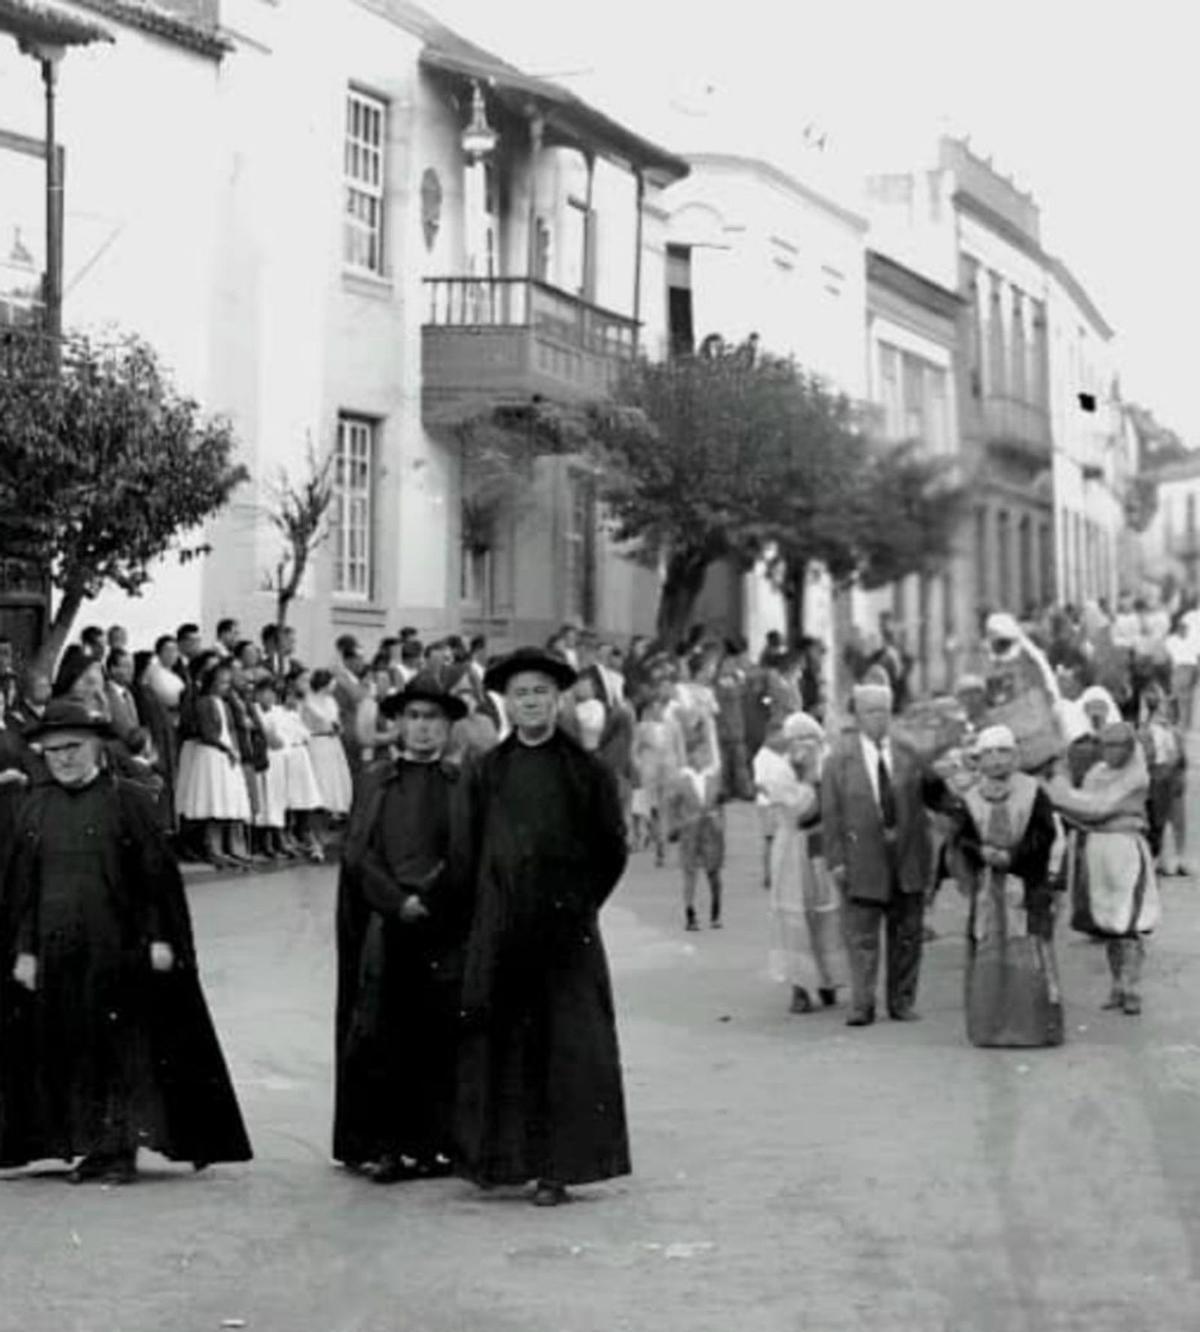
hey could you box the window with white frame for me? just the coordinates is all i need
[332,415,376,598]
[344,88,386,275]
[879,344,902,438]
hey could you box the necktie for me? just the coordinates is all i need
[877,748,897,830]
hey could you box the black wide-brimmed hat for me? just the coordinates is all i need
[483,646,577,694]
[379,671,468,722]
[26,698,115,742]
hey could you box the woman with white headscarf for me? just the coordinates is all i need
[753,711,843,1014]
[1045,721,1160,1015]
[953,725,1063,1047]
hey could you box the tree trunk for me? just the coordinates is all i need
[34,584,87,678]
[783,558,807,645]
[655,550,711,650]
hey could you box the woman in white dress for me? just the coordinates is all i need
[753,711,843,1014]
[299,669,354,817]
[271,674,327,862]
[174,661,252,869]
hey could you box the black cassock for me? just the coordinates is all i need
[455,729,631,1188]
[0,774,252,1168]
[333,756,477,1167]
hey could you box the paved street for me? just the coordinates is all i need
[4,798,1200,1332]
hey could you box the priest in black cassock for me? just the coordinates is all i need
[0,701,251,1184]
[456,647,630,1207]
[333,674,478,1181]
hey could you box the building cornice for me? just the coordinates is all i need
[70,0,231,58]
[954,189,1047,269]
[1048,254,1113,340]
[684,151,869,234]
[866,250,961,321]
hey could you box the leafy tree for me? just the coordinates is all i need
[591,343,966,645]
[262,441,335,629]
[0,330,247,669]
[588,346,807,644]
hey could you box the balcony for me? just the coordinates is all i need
[978,393,1051,464]
[422,276,638,411]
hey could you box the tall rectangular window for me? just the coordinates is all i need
[344,88,386,275]
[564,471,597,625]
[902,353,925,442]
[879,344,903,438]
[332,415,375,599]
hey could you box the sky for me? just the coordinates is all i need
[429,0,1200,443]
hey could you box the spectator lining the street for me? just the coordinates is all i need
[301,667,354,821]
[174,660,252,870]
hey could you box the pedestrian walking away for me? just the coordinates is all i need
[455,647,630,1207]
[0,701,252,1183]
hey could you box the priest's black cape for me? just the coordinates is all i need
[455,727,631,1188]
[0,774,252,1168]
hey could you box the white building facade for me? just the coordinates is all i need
[1046,258,1128,607]
[2,0,685,661]
[657,151,869,654]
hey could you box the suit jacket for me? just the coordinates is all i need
[821,731,935,902]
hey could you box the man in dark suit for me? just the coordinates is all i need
[822,682,941,1026]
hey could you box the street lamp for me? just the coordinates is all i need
[461,81,497,162]
[0,0,112,349]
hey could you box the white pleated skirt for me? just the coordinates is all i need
[176,741,252,822]
[255,752,288,829]
[307,734,353,815]
[281,745,324,813]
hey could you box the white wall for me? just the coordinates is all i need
[1047,269,1123,605]
[0,20,223,648]
[659,154,869,654]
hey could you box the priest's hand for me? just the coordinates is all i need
[150,941,175,973]
[399,895,430,924]
[12,953,36,992]
[0,769,28,787]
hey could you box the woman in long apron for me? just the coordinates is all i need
[954,725,1063,1047]
[753,711,843,1014]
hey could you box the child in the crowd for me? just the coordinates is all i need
[574,674,607,754]
[1142,685,1190,876]
[123,725,165,807]
[278,671,327,862]
[253,678,293,859]
[632,671,684,865]
[668,715,725,930]
[174,660,253,870]
[299,667,354,823]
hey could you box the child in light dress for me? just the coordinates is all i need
[276,671,329,862]
[632,673,685,866]
[299,668,354,819]
[668,714,725,931]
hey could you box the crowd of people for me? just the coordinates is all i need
[0,584,1193,1192]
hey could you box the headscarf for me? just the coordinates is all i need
[782,711,825,745]
[1079,685,1120,730]
[976,724,1016,753]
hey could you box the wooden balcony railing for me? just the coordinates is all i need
[422,276,640,407]
[424,276,639,357]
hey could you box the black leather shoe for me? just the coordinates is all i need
[818,987,837,1009]
[532,1180,569,1207]
[789,986,814,1015]
[370,1156,421,1184]
[846,1009,876,1027]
